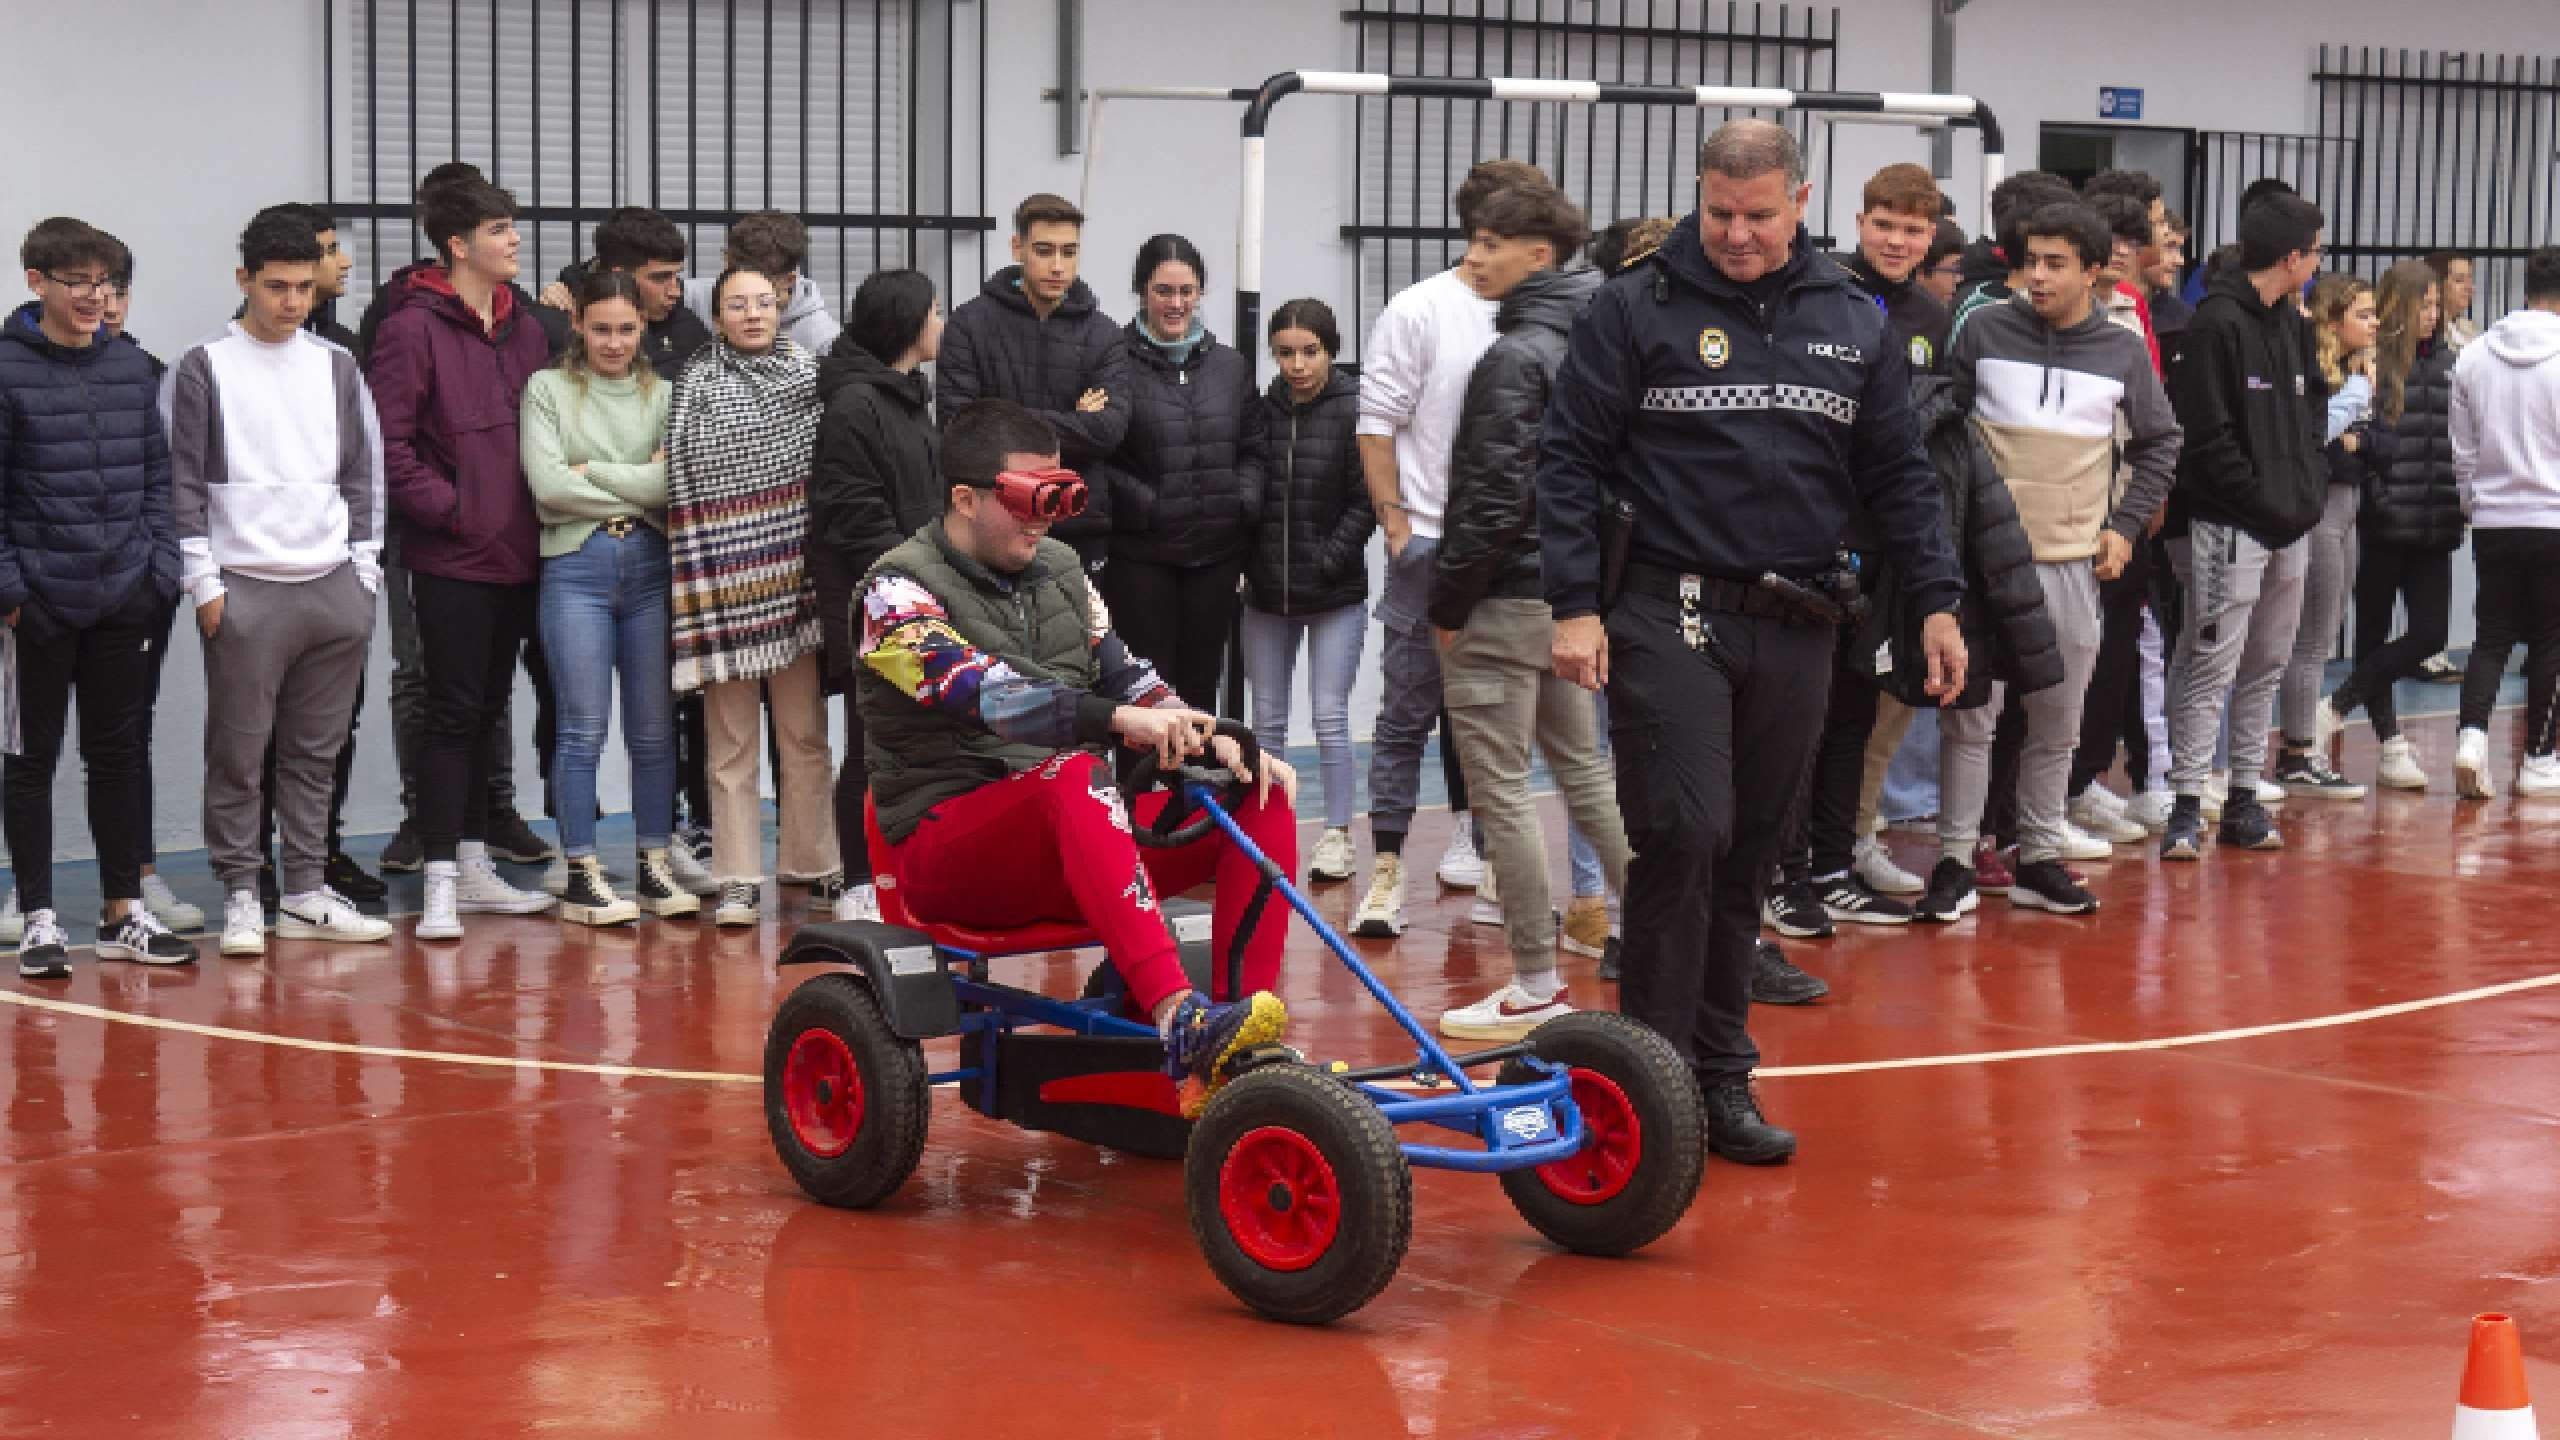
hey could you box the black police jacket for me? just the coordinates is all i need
[1431,266,1601,631]
[1535,216,1961,622]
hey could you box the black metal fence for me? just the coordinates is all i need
[2183,130,2362,279]
[2315,45,2560,314]
[327,0,992,319]
[1342,0,1843,347]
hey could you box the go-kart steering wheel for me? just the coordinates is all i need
[1123,719,1262,849]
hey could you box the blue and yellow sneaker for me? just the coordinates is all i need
[1162,990,1289,1119]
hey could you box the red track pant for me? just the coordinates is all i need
[892,752,1299,1015]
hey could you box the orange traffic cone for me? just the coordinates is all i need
[2453,1313,2540,1439]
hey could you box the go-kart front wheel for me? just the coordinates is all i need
[765,973,930,1209]
[1497,1011,1705,1256]
[1185,1067,1411,1325]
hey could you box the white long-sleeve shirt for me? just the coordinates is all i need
[1355,267,1497,540]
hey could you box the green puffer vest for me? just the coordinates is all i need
[857,524,1101,844]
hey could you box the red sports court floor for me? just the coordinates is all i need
[3,713,2556,1438]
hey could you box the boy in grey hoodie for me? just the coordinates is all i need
[2450,246,2560,799]
[1939,202,2181,916]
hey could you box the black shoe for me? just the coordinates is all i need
[2160,795,2204,862]
[1703,1076,1797,1165]
[2008,859,2100,914]
[485,811,557,865]
[2217,794,2284,851]
[1912,857,1978,923]
[257,861,281,911]
[325,850,388,902]
[2274,749,2366,801]
[558,857,640,928]
[1817,873,1913,926]
[1761,881,1833,939]
[2420,652,2464,684]
[634,851,702,920]
[1749,939,1829,1005]
[379,823,425,874]
[1596,935,1621,984]
[97,907,198,966]
[15,909,69,980]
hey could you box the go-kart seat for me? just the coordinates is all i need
[863,793,1104,956]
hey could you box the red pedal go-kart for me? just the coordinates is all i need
[762,722,1705,1324]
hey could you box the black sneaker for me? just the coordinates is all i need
[1816,873,1913,926]
[2420,652,2464,684]
[1912,857,1979,923]
[15,909,69,980]
[558,857,641,928]
[1596,936,1621,983]
[1703,1076,1796,1165]
[2009,859,2101,914]
[635,850,701,920]
[1761,881,1834,939]
[2274,750,2367,801]
[2160,796,2205,862]
[97,906,198,966]
[325,850,389,902]
[807,871,850,910]
[2218,794,2285,852]
[485,811,557,865]
[379,823,425,874]
[1748,939,1829,1005]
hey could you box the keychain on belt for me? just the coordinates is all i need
[1678,575,1712,655]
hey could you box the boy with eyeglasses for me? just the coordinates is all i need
[0,218,198,977]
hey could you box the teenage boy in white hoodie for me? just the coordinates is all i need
[2450,246,2560,799]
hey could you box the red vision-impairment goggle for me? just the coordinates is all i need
[989,467,1089,523]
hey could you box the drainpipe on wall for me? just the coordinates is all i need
[1932,0,1972,179]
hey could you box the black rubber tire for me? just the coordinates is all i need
[1496,1011,1705,1256]
[764,973,931,1210]
[1185,1067,1412,1325]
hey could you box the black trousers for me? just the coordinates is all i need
[2070,545,2155,796]
[2460,528,2560,756]
[1102,555,1245,719]
[412,572,538,862]
[676,693,713,829]
[4,581,169,912]
[2334,539,2454,742]
[1608,596,1831,1084]
[137,590,179,866]
[1777,618,1878,884]
[833,689,872,884]
[1438,707,1472,815]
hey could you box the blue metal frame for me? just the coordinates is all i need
[907,781,1590,1175]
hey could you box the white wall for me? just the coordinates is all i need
[1,0,2542,860]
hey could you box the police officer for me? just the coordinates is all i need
[1538,121,1968,1165]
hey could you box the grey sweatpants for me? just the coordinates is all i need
[2279,484,2359,746]
[2168,521,2309,795]
[203,565,375,895]
[1441,598,1632,980]
[1940,561,2103,866]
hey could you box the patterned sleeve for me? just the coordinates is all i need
[860,572,1106,747]
[1086,588,1182,710]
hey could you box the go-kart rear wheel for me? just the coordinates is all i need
[1185,1067,1411,1325]
[1497,1011,1705,1256]
[765,973,930,1209]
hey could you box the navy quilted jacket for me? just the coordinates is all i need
[0,302,179,629]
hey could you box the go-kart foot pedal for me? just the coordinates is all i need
[1227,1043,1304,1076]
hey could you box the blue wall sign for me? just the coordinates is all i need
[2099,86,2145,121]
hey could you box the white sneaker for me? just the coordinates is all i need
[2516,755,2560,798]
[142,873,205,933]
[1308,826,1355,883]
[1852,836,1925,895]
[1437,981,1573,1042]
[458,854,557,914]
[2202,771,2228,824]
[2125,789,2175,833]
[835,881,883,923]
[665,843,718,897]
[1351,855,1406,938]
[1468,865,1503,927]
[277,888,395,944]
[417,866,464,941]
[219,889,266,958]
[2377,735,2428,791]
[1435,822,1484,890]
[0,889,23,945]
[2251,777,2287,806]
[714,880,761,928]
[2455,727,2494,799]
[2057,821,2117,862]
[541,856,569,897]
[2066,789,2149,844]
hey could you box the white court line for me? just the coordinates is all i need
[5,969,2559,1087]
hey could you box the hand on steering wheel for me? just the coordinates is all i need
[1210,732,1298,810]
[1122,718,1269,848]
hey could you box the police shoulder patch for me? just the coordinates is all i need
[1698,327,1731,369]
[1909,335,1935,369]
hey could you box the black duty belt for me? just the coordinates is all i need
[1619,561,1835,626]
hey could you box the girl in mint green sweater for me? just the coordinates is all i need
[520,270,700,925]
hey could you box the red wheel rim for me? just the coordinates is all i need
[782,1029,865,1159]
[1217,1126,1343,1272]
[1536,1069,1642,1205]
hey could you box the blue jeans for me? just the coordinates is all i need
[1239,602,1367,828]
[538,525,677,856]
[1566,689,1612,899]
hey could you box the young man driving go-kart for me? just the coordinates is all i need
[853,398,1301,1117]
